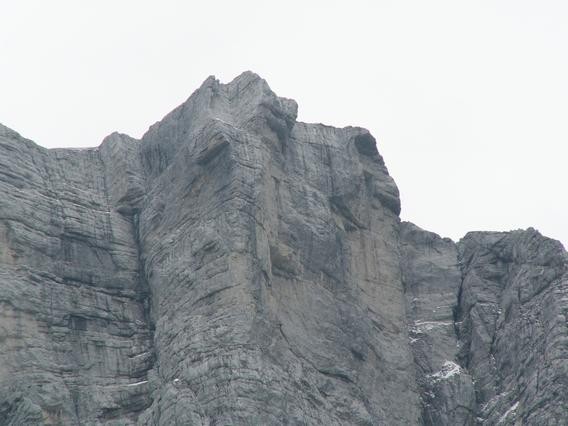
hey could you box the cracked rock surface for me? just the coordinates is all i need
[0,72,566,425]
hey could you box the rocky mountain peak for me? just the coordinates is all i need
[0,122,19,138]
[0,73,566,425]
[139,72,297,177]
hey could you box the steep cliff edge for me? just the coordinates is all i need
[0,73,566,425]
[401,223,567,425]
[0,125,153,424]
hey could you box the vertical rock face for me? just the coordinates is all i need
[136,72,418,425]
[401,223,568,425]
[0,126,153,425]
[400,222,476,425]
[456,229,568,424]
[0,73,566,425]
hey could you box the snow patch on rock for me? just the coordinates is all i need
[429,361,462,381]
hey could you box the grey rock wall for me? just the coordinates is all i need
[456,229,568,424]
[400,222,476,425]
[0,125,153,425]
[401,223,568,425]
[0,72,566,425]
[136,72,418,425]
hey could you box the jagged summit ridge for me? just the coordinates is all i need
[0,72,566,425]
[139,71,298,175]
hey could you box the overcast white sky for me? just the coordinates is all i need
[1,1,566,246]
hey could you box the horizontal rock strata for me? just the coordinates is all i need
[0,73,566,425]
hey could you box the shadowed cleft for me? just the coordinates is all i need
[197,138,230,165]
[330,195,366,231]
[353,132,382,164]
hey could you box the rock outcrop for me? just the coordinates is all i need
[0,72,566,425]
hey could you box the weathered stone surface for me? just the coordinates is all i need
[456,229,568,425]
[0,126,153,425]
[401,222,476,425]
[136,72,418,425]
[0,72,566,425]
[401,222,568,425]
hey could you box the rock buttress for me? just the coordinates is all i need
[136,72,419,425]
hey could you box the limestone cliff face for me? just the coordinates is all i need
[0,125,153,425]
[401,224,568,425]
[0,73,566,425]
